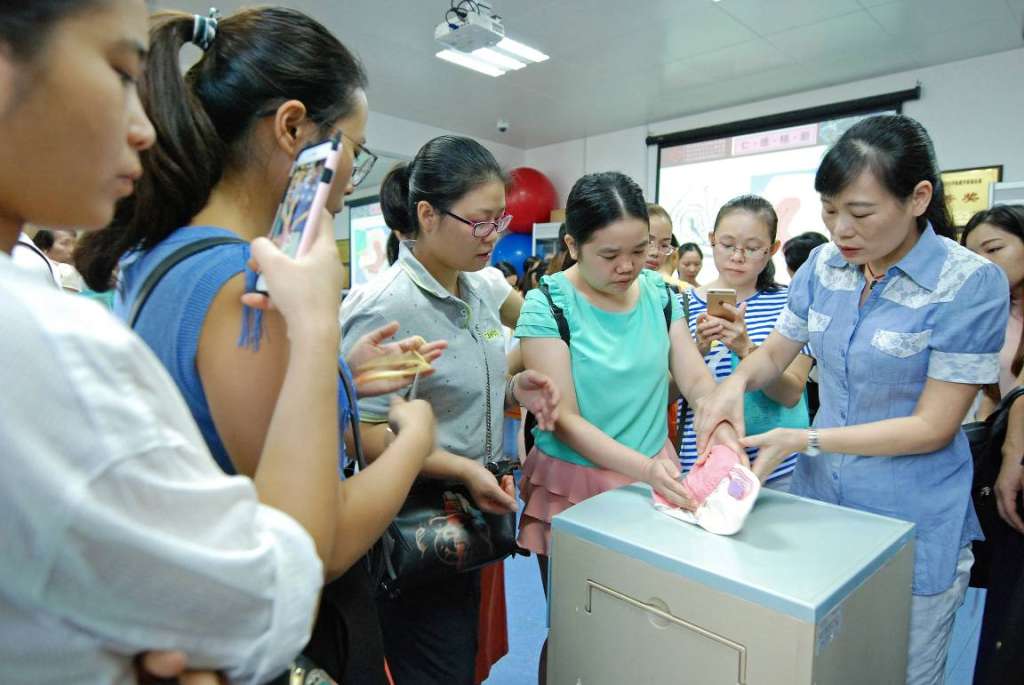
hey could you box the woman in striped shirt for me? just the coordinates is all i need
[679,195,813,489]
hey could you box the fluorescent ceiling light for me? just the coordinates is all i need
[436,49,505,77]
[496,37,549,63]
[473,47,526,71]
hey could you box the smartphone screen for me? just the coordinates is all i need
[706,288,737,321]
[256,134,342,293]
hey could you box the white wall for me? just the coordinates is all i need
[336,110,526,239]
[524,47,1024,205]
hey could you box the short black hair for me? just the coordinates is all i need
[783,232,828,274]
[32,229,55,251]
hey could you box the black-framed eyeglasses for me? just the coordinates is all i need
[648,238,675,256]
[342,133,378,188]
[443,210,513,238]
[711,240,770,260]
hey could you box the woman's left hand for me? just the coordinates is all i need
[348,321,447,397]
[512,370,560,430]
[740,428,805,483]
[712,302,755,358]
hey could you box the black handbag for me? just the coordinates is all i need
[965,386,1024,588]
[338,361,518,599]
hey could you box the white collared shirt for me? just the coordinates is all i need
[0,254,322,684]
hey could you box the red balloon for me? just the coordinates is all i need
[505,167,558,234]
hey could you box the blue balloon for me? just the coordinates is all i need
[491,233,533,277]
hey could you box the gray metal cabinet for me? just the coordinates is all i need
[548,485,914,685]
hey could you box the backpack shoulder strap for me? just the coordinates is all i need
[539,280,570,345]
[128,236,247,328]
[661,281,674,331]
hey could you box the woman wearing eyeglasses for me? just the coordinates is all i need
[679,195,813,491]
[341,135,559,685]
[645,203,685,290]
[76,8,441,684]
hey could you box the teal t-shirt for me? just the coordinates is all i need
[515,269,682,467]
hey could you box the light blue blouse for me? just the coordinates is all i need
[776,226,1009,595]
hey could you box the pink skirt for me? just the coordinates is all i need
[517,439,677,556]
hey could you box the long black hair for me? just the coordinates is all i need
[713,194,781,293]
[565,172,648,248]
[76,7,367,290]
[379,135,507,236]
[815,114,953,240]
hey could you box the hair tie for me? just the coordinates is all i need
[191,8,220,51]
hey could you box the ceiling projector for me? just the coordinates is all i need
[435,6,505,52]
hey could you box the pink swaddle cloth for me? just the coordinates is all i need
[652,445,761,536]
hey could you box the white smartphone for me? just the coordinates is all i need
[255,133,343,293]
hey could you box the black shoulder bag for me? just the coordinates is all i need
[964,385,1024,588]
[340,342,518,599]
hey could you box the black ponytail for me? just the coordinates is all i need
[380,162,414,236]
[379,136,506,240]
[76,7,367,291]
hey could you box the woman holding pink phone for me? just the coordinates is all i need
[77,6,438,683]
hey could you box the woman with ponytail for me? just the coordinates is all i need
[678,194,813,491]
[78,7,440,683]
[696,114,1010,685]
[341,135,559,685]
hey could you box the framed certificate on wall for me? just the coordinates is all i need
[940,165,1003,228]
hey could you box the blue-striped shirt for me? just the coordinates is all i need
[678,286,800,481]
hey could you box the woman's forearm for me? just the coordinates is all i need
[816,416,959,457]
[1002,399,1024,463]
[254,330,340,570]
[761,355,813,408]
[359,422,468,481]
[327,427,433,576]
[553,413,652,481]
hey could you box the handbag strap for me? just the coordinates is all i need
[337,364,368,470]
[994,385,1024,418]
[127,236,246,327]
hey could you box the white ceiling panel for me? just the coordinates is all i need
[717,0,865,35]
[903,16,1024,68]
[867,0,1017,41]
[765,11,897,62]
[154,0,1023,149]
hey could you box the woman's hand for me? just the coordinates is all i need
[642,457,696,511]
[694,375,747,456]
[460,460,518,514]
[995,452,1024,534]
[512,369,560,431]
[348,321,447,397]
[713,303,754,358]
[136,650,223,685]
[387,396,437,466]
[694,313,716,356]
[740,428,805,483]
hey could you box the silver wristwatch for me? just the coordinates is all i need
[805,428,821,457]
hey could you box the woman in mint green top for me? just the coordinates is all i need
[518,267,682,466]
[517,172,741,685]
